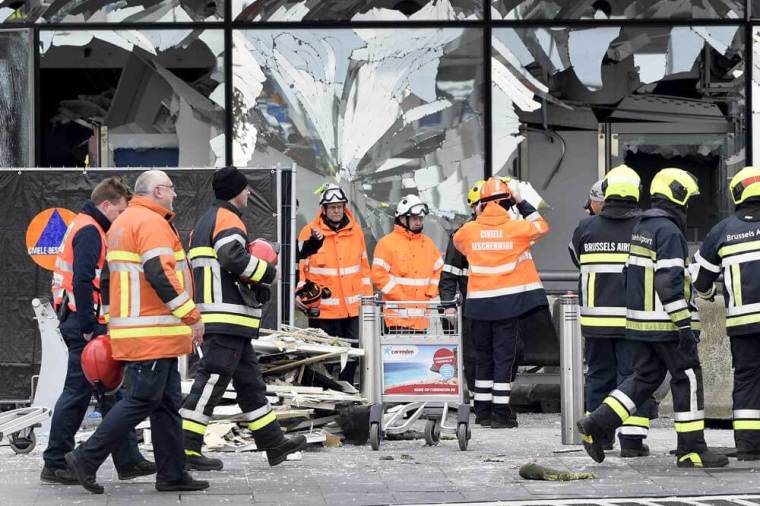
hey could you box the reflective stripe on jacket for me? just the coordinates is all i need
[453,201,548,321]
[371,225,443,329]
[440,221,470,304]
[107,196,200,360]
[189,200,276,338]
[297,208,372,319]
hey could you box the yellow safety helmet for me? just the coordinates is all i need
[730,166,760,205]
[650,168,700,206]
[602,164,640,202]
[466,180,486,208]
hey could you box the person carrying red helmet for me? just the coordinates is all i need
[453,176,549,428]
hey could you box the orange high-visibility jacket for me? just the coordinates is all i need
[453,201,549,321]
[51,212,107,323]
[372,225,443,329]
[106,196,201,361]
[298,208,372,319]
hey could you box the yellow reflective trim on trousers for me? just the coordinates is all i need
[630,245,655,259]
[674,420,704,432]
[733,420,760,430]
[185,450,202,457]
[587,272,596,308]
[582,434,593,444]
[119,271,129,317]
[189,247,217,259]
[719,240,760,257]
[172,299,196,319]
[177,270,184,290]
[580,316,627,327]
[248,410,276,431]
[678,452,703,466]
[203,266,212,303]
[670,309,691,322]
[626,320,677,332]
[108,250,142,262]
[624,416,650,428]
[110,324,191,339]
[182,420,207,435]
[201,313,261,328]
[580,253,630,264]
[250,259,268,283]
[732,264,742,307]
[603,396,629,422]
[727,312,760,327]
[644,267,654,311]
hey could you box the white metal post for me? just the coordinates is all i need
[559,293,584,445]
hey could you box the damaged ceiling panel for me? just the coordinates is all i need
[233,28,483,247]
[492,0,743,20]
[0,0,223,23]
[40,29,225,167]
[235,0,483,21]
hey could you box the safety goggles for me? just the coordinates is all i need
[321,187,348,204]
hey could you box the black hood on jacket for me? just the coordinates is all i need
[600,198,641,220]
[650,197,688,232]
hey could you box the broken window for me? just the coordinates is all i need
[0,29,31,167]
[492,1,744,20]
[493,25,745,287]
[0,0,223,23]
[235,0,483,21]
[232,28,484,251]
[39,29,225,167]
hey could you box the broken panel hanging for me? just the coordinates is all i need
[235,0,483,21]
[0,0,224,23]
[492,0,744,20]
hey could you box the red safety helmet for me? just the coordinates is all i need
[81,335,125,395]
[248,239,279,264]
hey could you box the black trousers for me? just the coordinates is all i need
[585,337,657,443]
[309,317,359,383]
[591,340,706,455]
[471,318,519,421]
[731,333,760,452]
[74,358,184,482]
[180,334,281,453]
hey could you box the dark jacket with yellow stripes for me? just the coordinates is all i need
[625,202,700,342]
[692,201,760,337]
[569,200,641,338]
[188,200,276,338]
[440,221,470,303]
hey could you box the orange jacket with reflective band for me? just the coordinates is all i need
[106,196,200,361]
[453,201,549,321]
[51,213,107,323]
[298,208,372,319]
[371,225,443,329]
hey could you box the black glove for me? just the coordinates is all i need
[253,284,271,305]
[677,327,699,363]
[298,233,324,260]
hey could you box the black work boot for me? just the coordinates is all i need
[40,465,78,485]
[64,451,104,494]
[265,435,307,466]
[474,415,491,426]
[676,450,729,468]
[576,416,607,463]
[155,472,210,492]
[620,442,650,458]
[117,459,157,480]
[737,451,760,461]
[184,450,224,471]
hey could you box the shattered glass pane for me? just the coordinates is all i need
[233,28,484,252]
[235,0,483,21]
[0,30,31,167]
[0,0,224,24]
[493,25,744,283]
[39,29,225,167]
[492,0,744,20]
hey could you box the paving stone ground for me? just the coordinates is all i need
[2,413,759,505]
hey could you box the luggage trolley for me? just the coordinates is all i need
[360,296,471,451]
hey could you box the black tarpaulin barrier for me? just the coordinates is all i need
[0,168,283,401]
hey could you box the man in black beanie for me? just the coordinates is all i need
[180,166,307,471]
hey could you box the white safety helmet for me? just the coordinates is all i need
[395,195,429,217]
[317,183,348,205]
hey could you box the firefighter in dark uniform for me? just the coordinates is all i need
[440,180,485,396]
[692,166,760,460]
[180,166,306,471]
[569,165,655,457]
[577,168,728,468]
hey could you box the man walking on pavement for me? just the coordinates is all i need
[296,183,372,384]
[440,180,485,397]
[569,165,655,457]
[181,166,307,471]
[43,177,155,484]
[453,177,549,429]
[692,166,760,460]
[577,168,728,468]
[372,195,443,331]
[65,170,210,493]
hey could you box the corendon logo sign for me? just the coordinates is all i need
[383,345,418,360]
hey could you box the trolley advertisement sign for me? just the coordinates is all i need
[381,344,460,397]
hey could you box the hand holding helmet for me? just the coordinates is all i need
[81,334,125,395]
